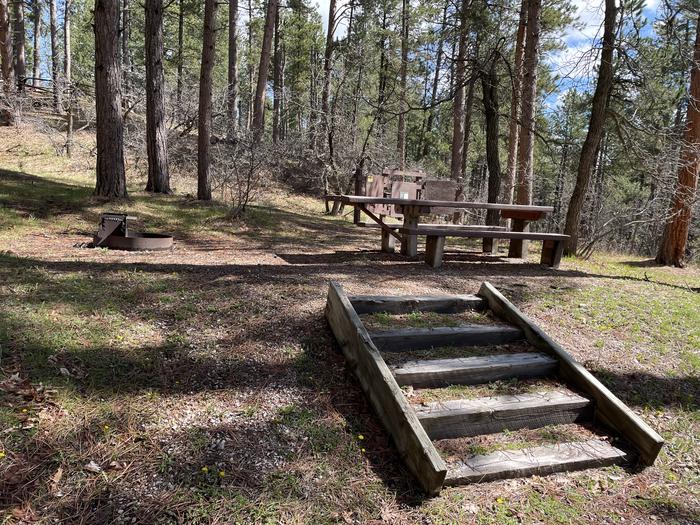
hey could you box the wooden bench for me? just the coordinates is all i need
[400,227,569,268]
[358,222,507,253]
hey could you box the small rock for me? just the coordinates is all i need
[84,460,102,473]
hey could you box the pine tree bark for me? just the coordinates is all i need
[450,0,471,181]
[94,0,127,199]
[49,0,61,110]
[197,0,217,200]
[63,0,70,85]
[122,0,131,99]
[228,0,239,139]
[563,0,617,255]
[513,0,540,207]
[460,48,477,179]
[508,0,541,258]
[656,14,700,267]
[272,3,282,143]
[320,0,336,153]
[31,0,40,87]
[0,0,12,95]
[396,0,409,168]
[482,58,501,248]
[252,0,278,137]
[376,8,389,140]
[176,0,184,104]
[503,0,528,203]
[145,0,171,194]
[64,0,73,156]
[12,0,25,91]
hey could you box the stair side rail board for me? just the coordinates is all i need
[325,282,447,495]
[477,281,664,465]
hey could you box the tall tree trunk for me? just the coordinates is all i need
[0,0,13,95]
[376,7,389,140]
[656,14,700,267]
[272,3,281,143]
[508,0,541,258]
[563,0,617,255]
[176,0,184,104]
[513,0,541,206]
[228,0,239,138]
[122,0,131,100]
[460,77,475,176]
[197,0,217,200]
[252,0,277,137]
[145,0,171,193]
[320,0,336,154]
[49,0,60,110]
[247,0,254,130]
[396,0,409,168]
[482,57,501,252]
[503,0,528,203]
[94,0,127,199]
[31,0,39,87]
[64,0,73,156]
[450,0,471,181]
[12,0,25,91]
[421,3,447,159]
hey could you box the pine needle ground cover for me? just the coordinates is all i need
[0,128,698,524]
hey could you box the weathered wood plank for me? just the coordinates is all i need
[415,390,591,440]
[425,235,446,268]
[357,222,506,231]
[325,282,447,494]
[370,325,524,352]
[392,352,558,388]
[444,439,629,485]
[349,295,486,315]
[477,282,664,466]
[400,228,568,241]
[332,195,554,214]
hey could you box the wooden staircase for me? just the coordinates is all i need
[325,281,664,495]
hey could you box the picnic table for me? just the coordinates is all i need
[327,195,556,260]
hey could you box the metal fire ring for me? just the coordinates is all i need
[93,213,174,251]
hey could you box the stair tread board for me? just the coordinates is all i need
[392,352,558,387]
[444,439,628,485]
[370,325,524,352]
[415,390,592,440]
[350,295,486,314]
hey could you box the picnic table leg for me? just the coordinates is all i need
[400,209,419,258]
[381,228,396,253]
[507,219,529,258]
[540,239,565,268]
[425,235,446,268]
[482,238,498,254]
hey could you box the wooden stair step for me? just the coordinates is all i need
[350,294,486,314]
[415,390,591,440]
[444,439,628,485]
[392,352,558,387]
[370,325,523,352]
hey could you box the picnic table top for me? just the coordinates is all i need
[326,195,554,214]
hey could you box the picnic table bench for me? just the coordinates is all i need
[327,195,567,268]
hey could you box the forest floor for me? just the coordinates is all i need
[0,126,698,524]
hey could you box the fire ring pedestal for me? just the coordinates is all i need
[93,213,173,251]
